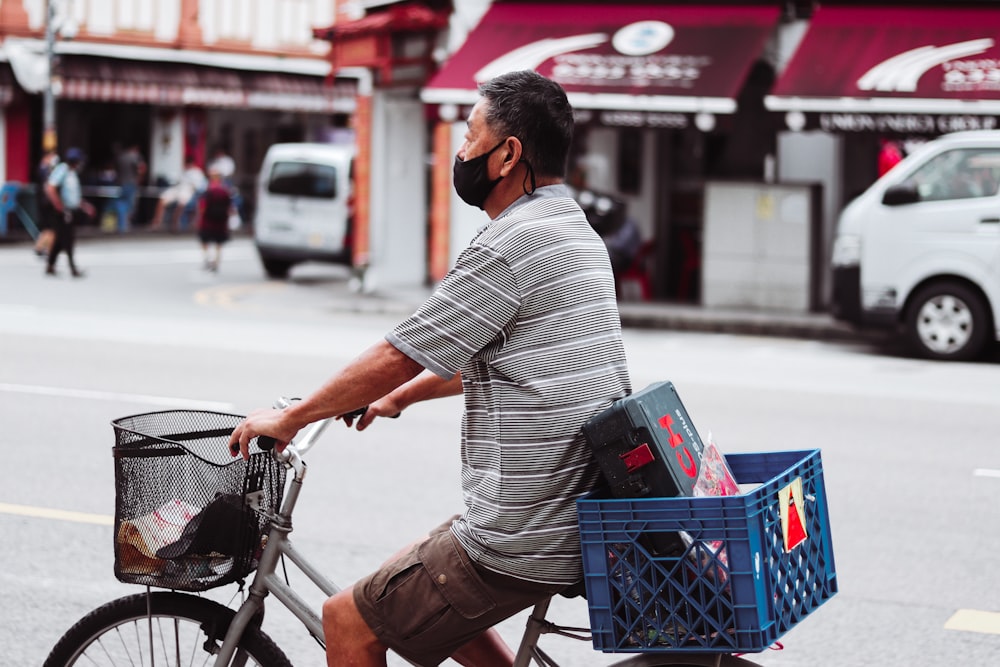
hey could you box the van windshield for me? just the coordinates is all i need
[267,162,337,199]
[902,148,1000,202]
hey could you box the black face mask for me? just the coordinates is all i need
[453,140,506,210]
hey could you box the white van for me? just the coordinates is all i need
[831,131,1000,361]
[253,143,354,279]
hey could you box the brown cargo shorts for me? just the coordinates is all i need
[352,518,567,666]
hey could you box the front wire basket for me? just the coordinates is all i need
[112,410,286,592]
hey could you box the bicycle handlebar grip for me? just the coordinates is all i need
[228,398,291,455]
[228,435,278,454]
[341,407,368,420]
[339,407,402,425]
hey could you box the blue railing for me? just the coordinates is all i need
[0,182,39,237]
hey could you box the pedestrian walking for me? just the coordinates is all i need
[44,147,96,278]
[197,168,233,272]
[208,144,241,223]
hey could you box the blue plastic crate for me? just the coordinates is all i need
[577,449,837,653]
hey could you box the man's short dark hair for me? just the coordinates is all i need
[478,71,574,180]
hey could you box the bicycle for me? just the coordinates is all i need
[43,404,837,667]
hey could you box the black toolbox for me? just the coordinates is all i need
[583,381,708,554]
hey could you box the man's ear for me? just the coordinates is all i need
[499,137,523,175]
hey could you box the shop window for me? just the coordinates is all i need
[617,128,642,194]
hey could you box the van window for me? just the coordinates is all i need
[903,148,1000,202]
[267,162,338,199]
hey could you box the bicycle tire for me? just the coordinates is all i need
[43,591,293,667]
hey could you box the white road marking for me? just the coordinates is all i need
[945,609,1000,635]
[0,502,112,525]
[973,468,1000,479]
[0,383,234,411]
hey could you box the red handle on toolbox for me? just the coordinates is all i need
[619,443,655,473]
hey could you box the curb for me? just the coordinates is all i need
[615,303,871,343]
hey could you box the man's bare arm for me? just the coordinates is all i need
[229,338,423,456]
[355,369,463,430]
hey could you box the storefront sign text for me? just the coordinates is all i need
[552,53,711,89]
[942,58,1000,93]
[575,108,689,129]
[819,113,998,134]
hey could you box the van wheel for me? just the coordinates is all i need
[262,259,292,279]
[905,281,990,361]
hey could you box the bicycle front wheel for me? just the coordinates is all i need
[43,591,292,667]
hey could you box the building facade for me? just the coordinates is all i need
[0,0,357,227]
[6,0,998,314]
[415,0,1000,312]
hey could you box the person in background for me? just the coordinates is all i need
[208,144,241,222]
[44,147,96,278]
[116,142,147,229]
[878,138,903,177]
[151,155,207,232]
[197,168,233,272]
[579,191,641,277]
[33,148,60,257]
[207,145,235,185]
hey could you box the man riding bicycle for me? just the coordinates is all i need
[230,70,631,667]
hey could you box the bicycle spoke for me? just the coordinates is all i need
[60,616,219,667]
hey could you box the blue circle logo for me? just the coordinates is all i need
[612,21,674,56]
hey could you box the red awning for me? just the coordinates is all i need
[55,57,356,114]
[766,6,1000,116]
[422,3,779,114]
[314,3,448,39]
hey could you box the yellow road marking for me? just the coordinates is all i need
[945,609,1000,635]
[194,282,287,309]
[0,502,112,526]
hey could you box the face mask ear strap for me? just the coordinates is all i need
[521,160,537,195]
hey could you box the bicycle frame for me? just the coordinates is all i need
[208,415,762,667]
[213,417,344,665]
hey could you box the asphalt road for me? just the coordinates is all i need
[2,235,999,666]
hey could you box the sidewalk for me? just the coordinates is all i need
[615,301,870,342]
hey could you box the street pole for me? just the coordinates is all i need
[42,0,57,152]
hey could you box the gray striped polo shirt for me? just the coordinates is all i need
[387,184,631,585]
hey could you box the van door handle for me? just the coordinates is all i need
[980,217,1000,224]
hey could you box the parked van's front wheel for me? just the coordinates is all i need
[905,281,990,361]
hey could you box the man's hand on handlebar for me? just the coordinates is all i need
[338,399,401,431]
[228,407,297,460]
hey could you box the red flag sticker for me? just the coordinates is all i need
[779,478,808,552]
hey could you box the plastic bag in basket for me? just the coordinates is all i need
[684,434,740,585]
[155,493,249,560]
[117,499,200,575]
